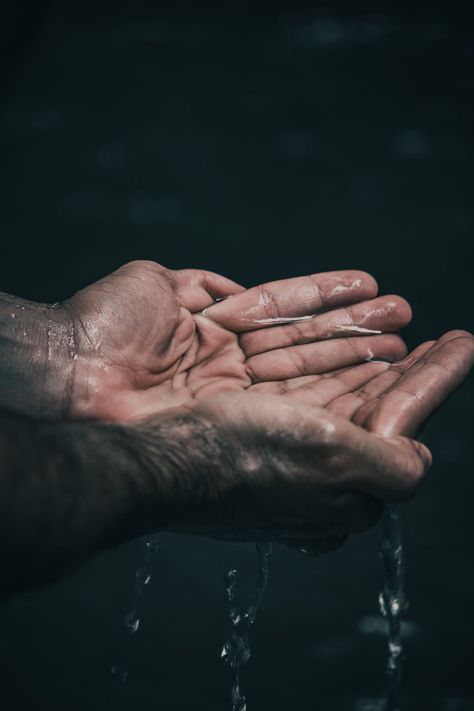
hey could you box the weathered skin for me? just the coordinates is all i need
[57,261,412,420]
[0,261,473,592]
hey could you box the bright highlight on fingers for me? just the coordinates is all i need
[203,270,378,331]
[240,295,412,356]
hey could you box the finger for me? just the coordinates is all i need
[358,330,474,438]
[250,361,390,405]
[173,269,245,311]
[240,295,411,356]
[355,434,432,502]
[283,402,432,503]
[326,340,436,420]
[246,333,407,382]
[202,270,378,331]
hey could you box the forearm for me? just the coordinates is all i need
[0,293,73,419]
[0,409,205,598]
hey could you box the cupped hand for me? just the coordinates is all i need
[258,329,474,438]
[63,260,411,421]
[167,330,473,550]
[163,391,430,551]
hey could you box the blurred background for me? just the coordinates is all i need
[0,1,472,709]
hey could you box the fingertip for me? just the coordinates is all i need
[384,295,413,327]
[203,270,246,297]
[381,333,408,361]
[364,273,379,298]
[412,439,433,471]
[389,436,432,499]
[439,330,474,357]
[347,270,378,297]
[440,329,473,341]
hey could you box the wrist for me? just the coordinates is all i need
[0,293,76,419]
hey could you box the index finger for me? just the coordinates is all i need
[202,271,378,332]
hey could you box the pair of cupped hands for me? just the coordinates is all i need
[52,260,473,552]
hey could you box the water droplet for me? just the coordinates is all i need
[124,611,140,634]
[136,567,151,585]
[145,537,160,553]
[230,609,241,626]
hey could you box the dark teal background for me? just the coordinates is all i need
[0,2,472,709]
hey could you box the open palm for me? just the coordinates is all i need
[248,328,474,441]
[168,330,473,547]
[63,260,412,421]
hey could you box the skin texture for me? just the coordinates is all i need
[0,392,433,595]
[171,328,474,550]
[0,261,472,594]
[59,262,474,549]
[59,260,412,421]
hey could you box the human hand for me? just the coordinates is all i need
[249,329,474,437]
[61,261,411,420]
[151,392,430,551]
[162,330,473,550]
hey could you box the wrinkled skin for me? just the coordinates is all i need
[59,261,473,550]
[167,331,473,551]
[63,260,412,421]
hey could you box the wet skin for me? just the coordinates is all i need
[58,261,473,545]
[0,260,473,563]
[59,260,412,420]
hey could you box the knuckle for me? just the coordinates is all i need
[125,259,162,273]
[308,274,326,308]
[288,347,310,376]
[258,285,280,320]
[245,359,260,383]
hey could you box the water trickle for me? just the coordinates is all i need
[110,535,159,687]
[222,542,272,711]
[379,505,407,711]
[123,610,140,634]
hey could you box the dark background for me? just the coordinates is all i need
[0,1,472,709]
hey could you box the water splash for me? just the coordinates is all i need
[379,505,407,711]
[110,535,159,686]
[221,542,273,711]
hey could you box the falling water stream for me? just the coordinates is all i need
[221,542,273,711]
[112,506,406,709]
[110,535,160,688]
[379,505,406,711]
